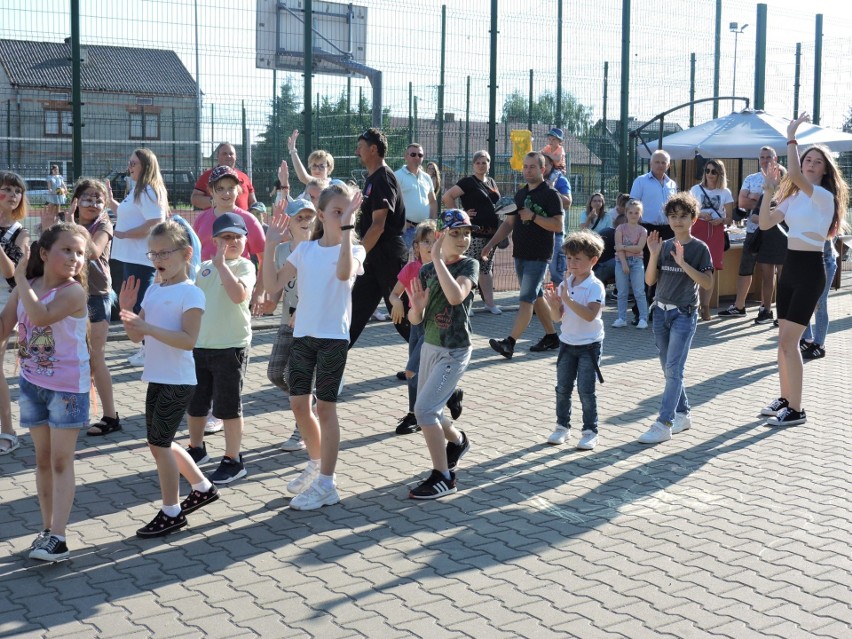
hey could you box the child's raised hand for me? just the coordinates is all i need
[670,240,686,267]
[341,191,364,227]
[647,230,662,254]
[543,283,561,310]
[13,242,30,282]
[68,197,78,220]
[212,237,226,267]
[287,129,299,153]
[266,208,291,247]
[431,231,445,262]
[761,160,781,190]
[409,277,429,314]
[119,275,140,312]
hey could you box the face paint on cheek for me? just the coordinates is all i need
[0,193,6,201]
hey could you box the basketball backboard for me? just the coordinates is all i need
[256,0,368,77]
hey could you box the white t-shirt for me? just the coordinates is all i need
[775,185,834,251]
[287,240,366,340]
[740,172,764,233]
[141,281,205,385]
[112,185,166,266]
[557,273,605,346]
[690,184,733,220]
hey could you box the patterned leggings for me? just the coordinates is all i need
[146,383,195,448]
[288,336,348,402]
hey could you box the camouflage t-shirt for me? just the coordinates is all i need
[419,256,480,349]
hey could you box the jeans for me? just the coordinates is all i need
[615,256,648,321]
[403,225,416,250]
[653,305,698,424]
[514,258,549,303]
[554,341,601,433]
[802,241,837,346]
[550,232,567,287]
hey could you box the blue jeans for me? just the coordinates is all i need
[122,262,156,314]
[403,225,416,250]
[555,341,601,433]
[514,258,549,303]
[653,305,698,424]
[550,232,567,287]
[615,256,649,321]
[802,242,837,346]
[405,322,426,412]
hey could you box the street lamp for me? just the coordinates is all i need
[730,22,748,112]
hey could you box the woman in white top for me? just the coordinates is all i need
[758,113,849,427]
[689,159,734,320]
[44,164,67,232]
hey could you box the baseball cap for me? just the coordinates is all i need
[441,208,477,230]
[209,165,242,185]
[212,212,248,237]
[249,201,266,214]
[285,198,317,217]
[547,127,564,141]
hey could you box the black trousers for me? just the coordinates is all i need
[641,222,676,306]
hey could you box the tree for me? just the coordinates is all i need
[501,89,593,139]
[253,80,303,193]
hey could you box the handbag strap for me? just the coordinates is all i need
[697,184,723,218]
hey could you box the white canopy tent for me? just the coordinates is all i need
[637,110,852,160]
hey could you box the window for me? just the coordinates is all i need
[44,109,72,137]
[129,111,160,140]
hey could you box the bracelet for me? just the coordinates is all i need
[787,139,798,145]
[341,224,355,231]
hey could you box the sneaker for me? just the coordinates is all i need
[576,430,598,450]
[529,333,560,352]
[280,428,306,451]
[179,485,220,515]
[127,346,145,367]
[29,535,69,561]
[287,463,320,495]
[672,412,692,434]
[547,426,568,445]
[636,320,648,330]
[760,397,789,417]
[29,529,51,551]
[718,305,746,317]
[486,304,503,315]
[186,442,210,465]
[446,388,464,420]
[489,337,514,359]
[754,307,774,325]
[409,469,457,500]
[802,344,826,360]
[371,309,389,321]
[773,319,779,328]
[209,455,247,485]
[135,510,187,538]
[204,416,224,434]
[446,431,470,470]
[799,339,812,353]
[638,421,672,444]
[289,480,340,510]
[767,407,807,427]
[611,318,628,328]
[395,412,420,435]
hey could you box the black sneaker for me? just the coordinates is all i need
[395,412,420,435]
[718,305,746,317]
[802,344,826,360]
[29,528,51,551]
[136,510,187,538]
[529,333,560,352]
[489,338,514,359]
[409,469,457,500]
[446,431,470,470]
[179,485,220,515]
[446,388,464,420]
[209,455,247,485]
[773,319,779,328]
[768,407,807,427]
[754,307,774,324]
[186,442,210,465]
[760,397,789,417]
[799,339,812,353]
[29,535,69,562]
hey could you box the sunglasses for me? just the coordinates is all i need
[409,152,424,158]
[704,167,719,175]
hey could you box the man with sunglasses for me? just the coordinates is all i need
[395,143,438,250]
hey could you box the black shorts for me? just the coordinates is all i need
[755,226,787,265]
[776,249,825,326]
[146,383,195,448]
[288,336,348,402]
[187,347,249,420]
[738,233,759,276]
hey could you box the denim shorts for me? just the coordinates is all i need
[19,377,90,429]
[87,294,112,323]
[187,347,249,419]
[514,258,549,303]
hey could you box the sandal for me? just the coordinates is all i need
[0,433,20,455]
[87,414,121,437]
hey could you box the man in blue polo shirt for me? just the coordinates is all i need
[395,143,438,249]
[629,149,678,241]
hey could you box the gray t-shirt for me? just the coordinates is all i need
[654,238,713,308]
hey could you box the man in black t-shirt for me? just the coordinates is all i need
[482,152,564,359]
[349,128,410,346]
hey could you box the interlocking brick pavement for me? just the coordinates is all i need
[1,279,850,638]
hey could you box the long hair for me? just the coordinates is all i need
[0,170,28,222]
[586,192,606,215]
[132,148,169,213]
[25,223,89,291]
[700,159,728,191]
[425,161,442,196]
[71,178,110,225]
[776,144,849,237]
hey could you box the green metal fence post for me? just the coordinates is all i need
[241,100,247,170]
[272,70,278,158]
[601,61,608,192]
[528,69,534,133]
[754,4,767,111]
[556,0,563,128]
[488,0,498,175]
[465,76,470,164]
[813,14,823,124]
[70,0,83,180]
[437,4,446,170]
[408,82,413,144]
[618,0,630,192]
[794,43,801,118]
[303,0,313,156]
[713,0,721,119]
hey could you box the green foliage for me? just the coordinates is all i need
[501,90,593,138]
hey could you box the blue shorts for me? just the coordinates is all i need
[19,377,89,429]
[87,294,112,323]
[514,258,549,303]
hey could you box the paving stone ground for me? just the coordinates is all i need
[1,280,850,639]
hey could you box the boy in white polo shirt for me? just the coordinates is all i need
[543,231,606,450]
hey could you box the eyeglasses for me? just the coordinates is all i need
[704,168,719,175]
[409,152,424,158]
[146,248,180,261]
[310,163,328,170]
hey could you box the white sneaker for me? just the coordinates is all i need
[672,412,692,434]
[289,480,340,510]
[611,318,628,328]
[287,462,319,495]
[204,415,224,434]
[638,421,672,444]
[547,426,568,445]
[280,428,306,451]
[636,320,648,330]
[576,430,598,450]
[127,346,145,366]
[486,304,503,315]
[371,309,389,321]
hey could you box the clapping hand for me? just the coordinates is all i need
[670,240,686,267]
[212,237,227,268]
[118,275,140,312]
[431,230,445,262]
[266,205,291,247]
[647,230,662,254]
[67,197,78,221]
[409,277,429,315]
[543,283,561,313]
[761,161,782,191]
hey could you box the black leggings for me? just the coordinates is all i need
[776,249,825,326]
[146,383,195,448]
